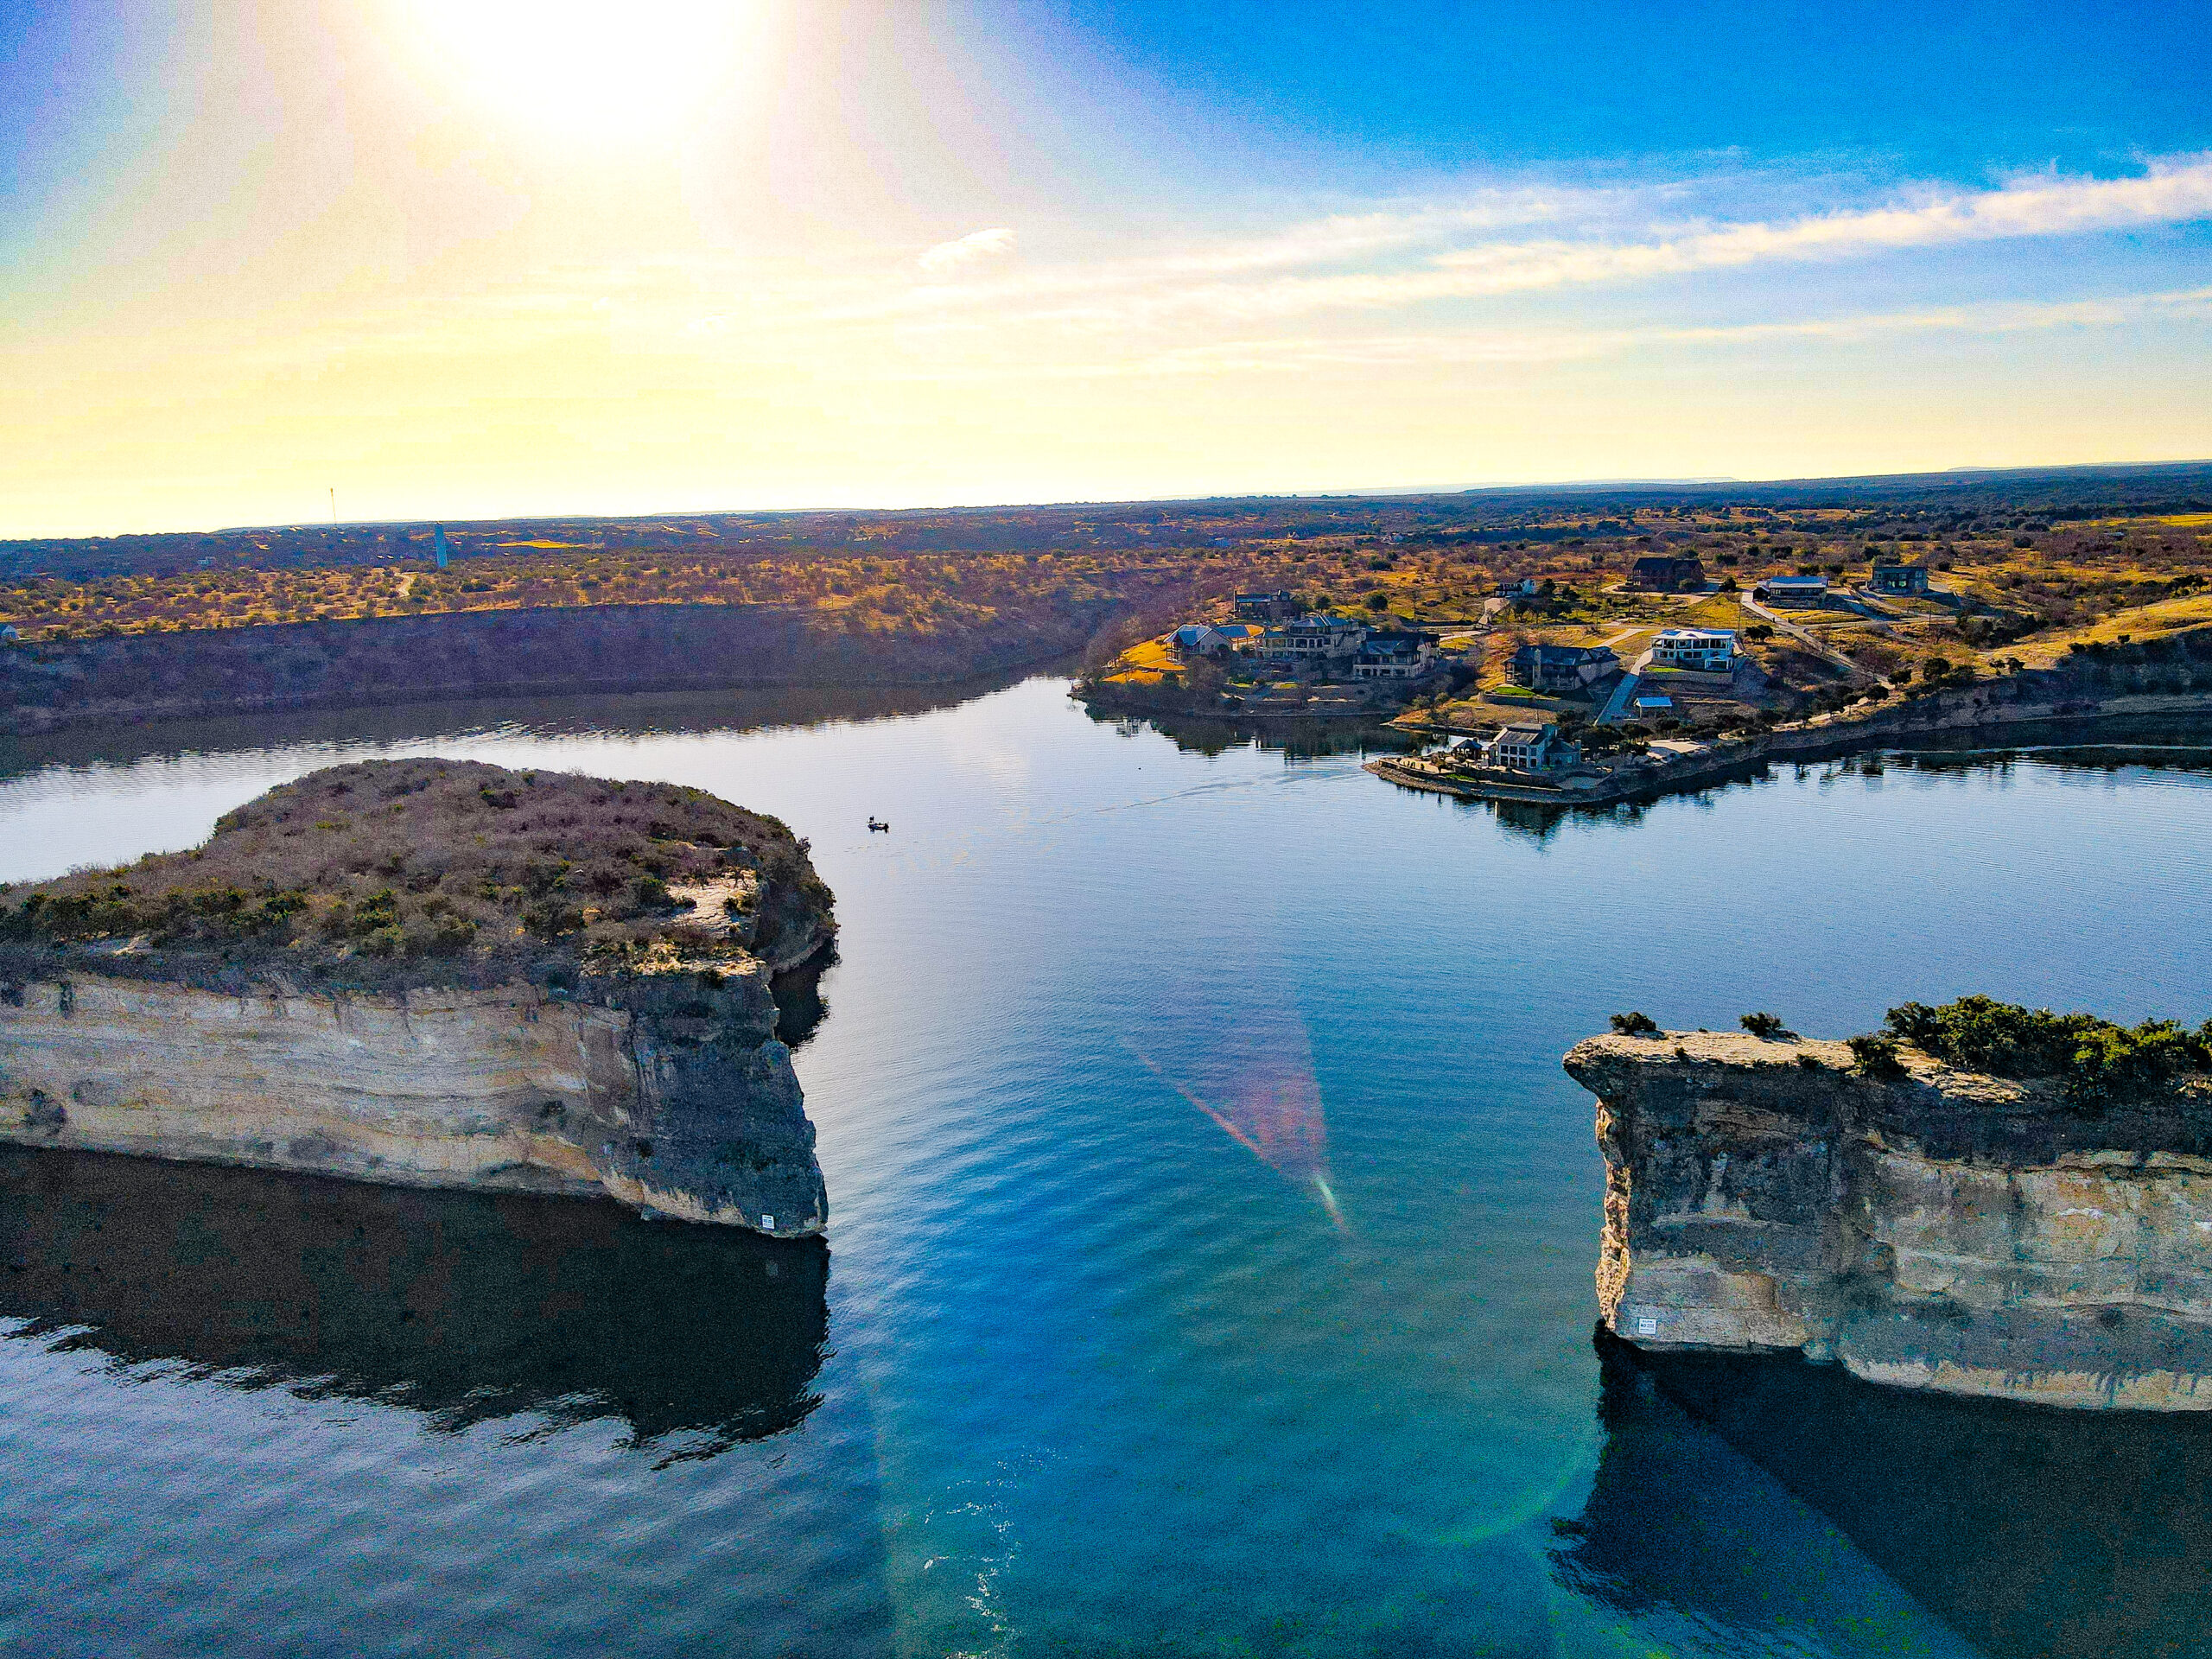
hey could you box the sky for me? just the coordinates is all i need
[4,0,2211,536]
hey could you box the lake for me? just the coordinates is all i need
[1,677,2209,1658]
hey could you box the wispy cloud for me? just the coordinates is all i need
[918,226,1017,274]
[862,157,2212,331]
[872,285,2212,381]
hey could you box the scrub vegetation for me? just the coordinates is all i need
[1883,995,2212,1107]
[0,760,834,993]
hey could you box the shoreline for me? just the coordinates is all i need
[1367,690,2212,807]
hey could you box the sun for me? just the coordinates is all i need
[393,0,770,136]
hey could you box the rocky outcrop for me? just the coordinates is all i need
[1566,1030,2212,1408]
[0,961,827,1234]
[0,760,838,1233]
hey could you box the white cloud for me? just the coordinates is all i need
[861,157,2212,330]
[868,285,2212,381]
[918,226,1017,274]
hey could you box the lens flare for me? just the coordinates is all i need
[392,0,768,136]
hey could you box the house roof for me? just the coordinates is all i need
[1655,627,1735,644]
[1635,694,1675,709]
[1765,575,1828,590]
[1172,625,1220,645]
[1496,721,1553,741]
[1514,642,1617,664]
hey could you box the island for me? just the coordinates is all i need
[1566,998,2212,1408]
[0,760,836,1234]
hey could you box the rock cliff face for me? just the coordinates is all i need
[1566,1031,2212,1408]
[0,962,827,1233]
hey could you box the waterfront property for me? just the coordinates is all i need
[1351,628,1441,680]
[1473,720,1578,771]
[1170,620,1264,659]
[1649,628,1737,671]
[1628,555,1705,591]
[1759,575,1829,608]
[1869,563,1931,594]
[1250,614,1370,665]
[1508,642,1620,692]
[1172,624,1230,658]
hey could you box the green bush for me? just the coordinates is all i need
[1847,1034,1907,1078]
[1885,995,2211,1107]
[1739,1012,1787,1038]
[1610,1011,1661,1037]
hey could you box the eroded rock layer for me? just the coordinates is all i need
[0,964,825,1233]
[1566,1031,2212,1408]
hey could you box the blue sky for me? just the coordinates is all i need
[997,1,2212,178]
[3,1,2211,533]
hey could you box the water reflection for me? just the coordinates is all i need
[0,672,1052,786]
[0,1146,830,1464]
[1559,1327,2212,1658]
[1090,707,1417,760]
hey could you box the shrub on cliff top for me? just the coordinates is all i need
[1847,1034,1907,1079]
[1610,1011,1661,1037]
[1884,995,2212,1107]
[1739,1012,1789,1039]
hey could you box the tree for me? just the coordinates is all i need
[1739,1012,1788,1038]
[1610,1011,1661,1036]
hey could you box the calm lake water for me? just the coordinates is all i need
[2,677,2210,1659]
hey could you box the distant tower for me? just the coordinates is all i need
[433,525,450,570]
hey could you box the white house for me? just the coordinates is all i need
[1649,628,1737,672]
[1171,624,1230,658]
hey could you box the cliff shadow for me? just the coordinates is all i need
[0,1145,832,1463]
[1556,1326,2212,1659]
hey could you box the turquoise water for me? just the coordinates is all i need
[1,677,2209,1657]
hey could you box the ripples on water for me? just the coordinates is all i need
[0,679,2209,1656]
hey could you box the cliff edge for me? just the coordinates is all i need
[0,760,837,1233]
[1566,1019,2212,1408]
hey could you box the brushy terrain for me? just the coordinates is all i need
[1881,995,2212,1107]
[0,760,834,994]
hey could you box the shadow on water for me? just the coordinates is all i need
[1556,1327,2212,1659]
[772,950,836,1051]
[0,669,1060,785]
[0,1145,831,1464]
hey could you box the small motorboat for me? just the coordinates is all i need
[868,817,890,833]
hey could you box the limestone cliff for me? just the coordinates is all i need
[1566,1030,2212,1408]
[0,760,836,1233]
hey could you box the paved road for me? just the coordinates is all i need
[1596,670,1642,724]
[1742,593,1876,683]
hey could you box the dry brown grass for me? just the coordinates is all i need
[0,760,832,991]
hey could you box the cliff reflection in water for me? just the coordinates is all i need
[0,1146,829,1461]
[1558,1328,2212,1659]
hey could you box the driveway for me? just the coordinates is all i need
[1742,593,1875,683]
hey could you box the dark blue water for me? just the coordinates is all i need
[1,678,2209,1658]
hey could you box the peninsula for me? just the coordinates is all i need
[1567,998,2212,1408]
[0,760,836,1233]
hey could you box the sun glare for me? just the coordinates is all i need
[395,0,766,134]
